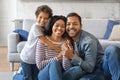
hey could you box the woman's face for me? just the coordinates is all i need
[52,19,66,37]
[36,12,49,27]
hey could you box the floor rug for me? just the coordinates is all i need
[0,72,13,80]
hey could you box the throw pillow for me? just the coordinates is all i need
[108,25,120,41]
[13,29,29,41]
[103,20,119,39]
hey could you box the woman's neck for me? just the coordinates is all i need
[48,35,64,43]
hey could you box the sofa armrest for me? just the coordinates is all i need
[8,32,20,53]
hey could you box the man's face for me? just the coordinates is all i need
[66,16,82,40]
[36,12,49,27]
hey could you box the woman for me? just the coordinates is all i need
[35,15,74,80]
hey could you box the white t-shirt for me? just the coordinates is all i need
[20,23,44,64]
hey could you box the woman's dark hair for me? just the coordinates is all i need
[44,15,74,49]
[35,5,53,18]
[44,15,67,38]
[67,12,82,24]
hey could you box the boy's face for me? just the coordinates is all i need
[36,12,50,27]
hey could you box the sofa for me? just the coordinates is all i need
[7,19,120,71]
[82,19,120,50]
[7,19,36,71]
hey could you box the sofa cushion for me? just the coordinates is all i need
[108,25,120,41]
[17,41,26,53]
[82,19,108,39]
[103,20,120,39]
[23,19,36,32]
[13,29,29,41]
[99,39,120,50]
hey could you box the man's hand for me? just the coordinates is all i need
[61,40,74,59]
[57,52,62,61]
[62,48,74,59]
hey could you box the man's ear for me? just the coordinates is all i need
[80,23,82,29]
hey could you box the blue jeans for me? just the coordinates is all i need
[79,68,105,80]
[79,45,120,80]
[38,60,62,80]
[13,73,23,80]
[103,45,120,80]
[63,66,105,80]
[21,60,39,80]
[63,66,85,80]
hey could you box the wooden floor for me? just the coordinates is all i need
[0,46,20,72]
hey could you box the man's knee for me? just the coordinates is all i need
[63,66,83,80]
[105,45,120,58]
[105,45,119,53]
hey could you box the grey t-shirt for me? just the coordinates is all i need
[20,23,44,64]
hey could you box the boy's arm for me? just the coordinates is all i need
[39,35,61,52]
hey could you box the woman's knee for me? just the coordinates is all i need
[50,60,60,67]
[49,60,62,71]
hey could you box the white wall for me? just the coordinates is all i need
[0,0,120,46]
[17,1,120,19]
[0,0,17,46]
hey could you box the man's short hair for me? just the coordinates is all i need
[67,12,82,24]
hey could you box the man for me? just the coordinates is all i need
[63,12,120,80]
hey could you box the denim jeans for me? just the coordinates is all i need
[63,66,85,80]
[103,45,120,80]
[21,60,39,80]
[79,68,105,80]
[13,73,23,80]
[38,60,63,80]
[79,45,120,80]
